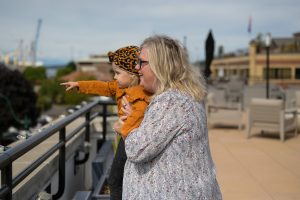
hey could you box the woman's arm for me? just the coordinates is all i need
[124,92,190,163]
[120,100,148,137]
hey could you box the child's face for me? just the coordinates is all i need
[112,64,132,89]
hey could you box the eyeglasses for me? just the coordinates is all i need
[137,59,149,70]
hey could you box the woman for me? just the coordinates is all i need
[121,35,222,199]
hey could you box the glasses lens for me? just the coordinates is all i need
[137,59,148,69]
[138,59,142,69]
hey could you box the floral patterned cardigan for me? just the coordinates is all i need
[123,89,222,200]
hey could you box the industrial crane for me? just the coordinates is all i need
[1,19,43,67]
[30,19,42,66]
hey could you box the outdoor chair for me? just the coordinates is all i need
[206,92,243,130]
[224,76,245,105]
[291,91,300,111]
[247,98,298,142]
[291,91,300,129]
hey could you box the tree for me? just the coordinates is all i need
[204,30,215,79]
[56,61,77,78]
[23,66,47,84]
[218,45,224,58]
[66,61,77,71]
[37,78,63,112]
[0,64,39,134]
[255,33,264,53]
[62,73,95,105]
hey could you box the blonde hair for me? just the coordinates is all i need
[141,35,207,101]
[129,75,139,87]
[112,63,140,87]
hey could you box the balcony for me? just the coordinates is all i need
[1,95,300,200]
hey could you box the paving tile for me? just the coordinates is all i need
[222,192,273,200]
[209,123,300,199]
[271,193,300,200]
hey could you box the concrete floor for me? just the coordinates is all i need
[209,127,300,200]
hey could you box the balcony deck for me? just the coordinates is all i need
[209,127,300,200]
[3,100,299,200]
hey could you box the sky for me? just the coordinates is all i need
[0,0,299,66]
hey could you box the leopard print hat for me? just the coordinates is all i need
[108,46,140,75]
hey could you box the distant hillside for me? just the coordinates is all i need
[41,58,70,67]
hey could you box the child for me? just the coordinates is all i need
[60,46,152,200]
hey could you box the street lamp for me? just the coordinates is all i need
[265,33,272,99]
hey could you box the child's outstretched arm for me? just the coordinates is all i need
[60,82,79,91]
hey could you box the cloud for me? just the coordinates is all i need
[0,0,299,63]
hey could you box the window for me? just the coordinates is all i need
[295,68,300,79]
[264,67,291,79]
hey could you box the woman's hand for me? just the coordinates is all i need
[60,82,79,91]
[113,121,122,134]
[121,96,132,116]
[113,116,127,135]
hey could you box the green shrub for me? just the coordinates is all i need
[23,66,47,84]
[37,95,52,112]
[62,90,89,105]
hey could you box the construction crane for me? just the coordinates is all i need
[0,51,14,66]
[30,19,42,66]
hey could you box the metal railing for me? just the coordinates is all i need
[0,98,117,200]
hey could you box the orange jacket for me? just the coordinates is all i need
[77,80,151,137]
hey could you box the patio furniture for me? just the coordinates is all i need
[206,92,243,130]
[291,91,300,130]
[247,98,298,142]
[224,79,244,104]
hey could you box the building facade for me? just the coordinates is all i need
[61,54,113,81]
[211,32,300,86]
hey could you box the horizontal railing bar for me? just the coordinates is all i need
[65,110,112,142]
[0,100,101,167]
[65,110,115,142]
[97,99,116,106]
[66,121,89,142]
[12,141,64,187]
[0,185,9,198]
[90,112,99,120]
[98,113,118,117]
[0,98,117,199]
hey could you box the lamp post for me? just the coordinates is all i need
[265,33,271,99]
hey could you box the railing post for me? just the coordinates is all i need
[0,100,105,199]
[74,112,91,171]
[102,104,107,141]
[1,163,12,200]
[85,112,90,142]
[52,128,66,200]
